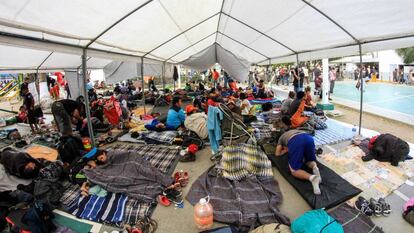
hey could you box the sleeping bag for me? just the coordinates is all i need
[291,209,343,233]
[362,133,410,166]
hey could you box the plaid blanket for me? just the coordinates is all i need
[60,144,180,225]
[186,167,289,231]
[251,121,273,139]
[139,130,178,144]
[219,143,273,181]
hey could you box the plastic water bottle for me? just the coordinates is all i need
[194,196,213,230]
[352,125,357,138]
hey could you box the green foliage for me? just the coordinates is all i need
[396,47,414,64]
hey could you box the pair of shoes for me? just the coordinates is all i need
[368,198,392,216]
[179,153,195,162]
[355,196,374,216]
[174,171,189,187]
[163,188,183,204]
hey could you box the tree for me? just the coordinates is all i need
[396,47,414,64]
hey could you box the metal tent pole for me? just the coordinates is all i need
[81,49,95,146]
[296,53,301,90]
[162,62,166,90]
[358,44,364,135]
[35,70,40,104]
[141,57,146,115]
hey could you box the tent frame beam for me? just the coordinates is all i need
[144,12,220,57]
[257,32,414,64]
[217,32,269,60]
[165,31,216,61]
[85,0,154,48]
[215,0,226,43]
[220,12,296,54]
[358,44,363,134]
[301,0,359,43]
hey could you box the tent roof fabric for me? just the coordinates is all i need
[1,0,414,71]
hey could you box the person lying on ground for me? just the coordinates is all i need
[51,99,84,136]
[184,105,208,140]
[145,119,175,132]
[240,92,256,124]
[0,148,43,179]
[166,96,186,130]
[275,130,322,195]
[281,91,295,115]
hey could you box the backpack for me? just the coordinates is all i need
[57,135,83,164]
[291,209,343,233]
[403,197,414,225]
[182,130,204,149]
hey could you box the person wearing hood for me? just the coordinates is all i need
[184,105,208,139]
[166,96,186,129]
[0,148,42,179]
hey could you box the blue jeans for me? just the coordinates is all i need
[283,75,289,85]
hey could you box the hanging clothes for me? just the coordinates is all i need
[207,106,223,154]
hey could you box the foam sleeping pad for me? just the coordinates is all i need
[268,153,361,209]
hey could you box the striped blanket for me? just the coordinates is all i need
[219,143,273,181]
[60,144,180,225]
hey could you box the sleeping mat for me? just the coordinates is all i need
[268,153,361,209]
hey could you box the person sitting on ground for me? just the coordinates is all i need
[290,92,309,128]
[227,99,242,116]
[304,86,316,111]
[240,92,256,124]
[289,91,305,117]
[166,96,186,129]
[184,82,192,92]
[51,99,84,136]
[184,105,208,140]
[275,130,322,195]
[229,79,237,91]
[281,91,295,115]
[0,148,43,179]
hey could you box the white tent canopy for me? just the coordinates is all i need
[180,44,250,81]
[0,0,414,71]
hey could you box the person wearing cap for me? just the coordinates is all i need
[184,105,208,139]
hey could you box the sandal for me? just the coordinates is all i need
[158,195,171,207]
[378,198,391,216]
[174,171,189,187]
[369,198,382,217]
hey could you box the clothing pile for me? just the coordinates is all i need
[218,143,273,180]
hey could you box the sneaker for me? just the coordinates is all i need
[355,196,374,216]
[369,198,382,217]
[163,188,183,204]
[179,153,195,162]
[378,198,391,216]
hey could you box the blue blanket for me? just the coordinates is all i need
[313,119,354,146]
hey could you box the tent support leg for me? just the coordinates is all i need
[358,44,363,135]
[162,62,166,90]
[82,49,95,147]
[35,70,40,104]
[141,57,146,115]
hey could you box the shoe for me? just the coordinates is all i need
[369,198,382,217]
[328,98,332,101]
[158,195,171,207]
[163,188,183,204]
[355,196,374,216]
[378,198,391,216]
[179,153,195,162]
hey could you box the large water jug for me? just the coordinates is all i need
[194,196,213,230]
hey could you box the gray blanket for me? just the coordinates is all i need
[83,150,174,202]
[186,166,290,230]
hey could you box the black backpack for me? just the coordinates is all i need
[57,136,83,164]
[182,130,204,149]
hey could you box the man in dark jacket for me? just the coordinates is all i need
[0,149,42,179]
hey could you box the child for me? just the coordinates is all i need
[17,106,28,123]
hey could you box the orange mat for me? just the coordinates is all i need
[25,145,58,161]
